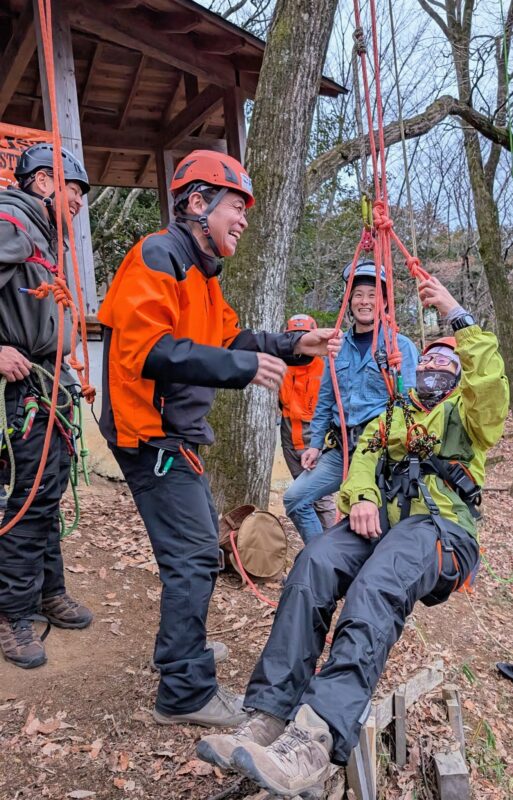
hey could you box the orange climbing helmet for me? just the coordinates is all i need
[171,150,255,209]
[422,336,457,354]
[285,314,318,332]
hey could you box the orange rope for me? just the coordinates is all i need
[0,0,94,535]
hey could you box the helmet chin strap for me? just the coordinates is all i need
[176,187,229,259]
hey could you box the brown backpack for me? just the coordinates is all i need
[219,504,287,582]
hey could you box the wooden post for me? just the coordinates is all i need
[223,86,247,164]
[433,751,470,800]
[394,683,407,767]
[155,148,175,227]
[442,684,466,758]
[33,0,99,316]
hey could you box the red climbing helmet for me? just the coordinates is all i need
[422,337,457,354]
[286,314,318,332]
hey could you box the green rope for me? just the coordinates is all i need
[0,377,16,500]
[59,456,81,539]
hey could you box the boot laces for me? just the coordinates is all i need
[11,618,38,647]
[273,722,312,762]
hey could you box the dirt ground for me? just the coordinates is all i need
[1,422,513,800]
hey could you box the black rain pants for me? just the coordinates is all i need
[244,514,479,765]
[111,442,220,715]
[0,380,70,619]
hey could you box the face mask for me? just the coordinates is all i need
[416,369,458,409]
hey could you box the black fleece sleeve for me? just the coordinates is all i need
[143,333,258,388]
[229,329,312,366]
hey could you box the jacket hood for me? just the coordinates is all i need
[0,187,54,248]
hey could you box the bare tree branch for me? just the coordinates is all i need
[306,94,510,194]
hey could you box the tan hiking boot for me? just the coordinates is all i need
[149,640,228,671]
[153,685,247,728]
[41,593,93,629]
[231,704,333,799]
[0,614,47,669]
[197,710,286,770]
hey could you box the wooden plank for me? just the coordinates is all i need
[374,661,444,730]
[346,741,373,800]
[0,0,36,117]
[68,3,237,88]
[34,0,99,316]
[155,148,174,227]
[223,86,247,163]
[99,152,114,184]
[443,685,466,759]
[79,41,104,121]
[361,712,377,798]
[161,84,224,149]
[394,684,407,767]
[136,153,154,185]
[433,751,470,800]
[160,72,183,126]
[82,123,158,152]
[118,55,146,129]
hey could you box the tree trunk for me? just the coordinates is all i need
[205,0,338,512]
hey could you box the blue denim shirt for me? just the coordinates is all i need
[309,327,419,449]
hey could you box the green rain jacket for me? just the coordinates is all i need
[338,325,510,537]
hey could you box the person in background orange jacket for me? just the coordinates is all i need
[279,315,336,530]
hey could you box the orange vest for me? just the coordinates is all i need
[279,357,325,450]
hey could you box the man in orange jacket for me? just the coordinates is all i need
[279,315,336,530]
[98,150,342,729]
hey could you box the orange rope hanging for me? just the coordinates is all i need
[327,0,433,488]
[0,0,95,536]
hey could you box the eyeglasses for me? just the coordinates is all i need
[418,354,453,367]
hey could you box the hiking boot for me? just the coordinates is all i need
[0,614,47,669]
[153,685,247,728]
[149,640,229,671]
[41,593,93,629]
[231,704,333,799]
[197,710,286,770]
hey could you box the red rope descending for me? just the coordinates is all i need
[326,0,434,489]
[0,0,95,536]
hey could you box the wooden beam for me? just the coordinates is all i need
[374,661,444,730]
[442,685,466,759]
[193,35,246,56]
[0,0,36,117]
[99,152,115,183]
[136,153,154,185]
[161,84,224,149]
[82,122,158,152]
[118,54,146,129]
[184,72,199,103]
[151,11,202,33]
[34,0,99,316]
[223,87,246,163]
[394,684,407,768]
[161,72,182,126]
[80,41,104,122]
[68,3,237,87]
[155,149,174,227]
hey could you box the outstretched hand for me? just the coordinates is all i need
[418,276,459,317]
[294,328,342,358]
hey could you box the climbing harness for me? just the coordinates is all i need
[0,0,95,538]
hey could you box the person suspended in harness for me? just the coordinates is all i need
[284,260,418,544]
[0,143,93,670]
[279,314,337,531]
[197,276,509,800]
[98,150,342,729]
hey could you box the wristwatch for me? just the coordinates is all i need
[451,313,475,332]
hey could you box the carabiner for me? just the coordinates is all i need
[179,445,204,475]
[154,448,174,477]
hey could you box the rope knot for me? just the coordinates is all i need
[373,203,393,231]
[353,26,367,54]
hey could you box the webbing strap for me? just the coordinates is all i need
[0,212,58,274]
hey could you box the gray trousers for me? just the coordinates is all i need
[244,514,479,764]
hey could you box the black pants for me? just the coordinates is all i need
[244,514,479,765]
[0,381,70,619]
[111,442,220,714]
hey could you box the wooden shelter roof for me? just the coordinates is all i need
[0,0,346,189]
